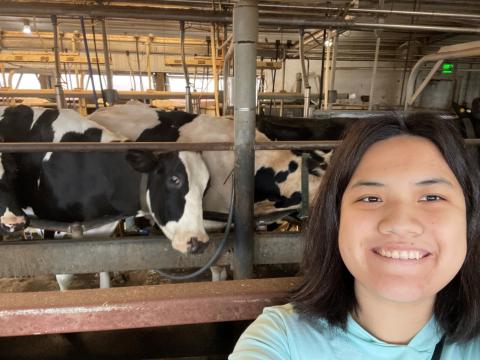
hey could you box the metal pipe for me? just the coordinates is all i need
[50,15,66,109]
[279,48,286,117]
[180,21,192,113]
[407,60,444,106]
[368,35,382,111]
[0,141,234,153]
[80,16,99,109]
[100,19,113,90]
[0,88,216,100]
[1,2,480,34]
[210,25,220,116]
[323,30,332,111]
[318,29,326,111]
[404,46,480,110]
[222,38,234,115]
[298,28,310,117]
[328,31,338,111]
[233,0,257,280]
[258,3,480,21]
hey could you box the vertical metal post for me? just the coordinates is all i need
[280,48,286,117]
[369,0,384,111]
[51,15,66,109]
[368,34,381,110]
[328,31,338,111]
[233,0,257,280]
[100,18,115,105]
[298,28,310,117]
[323,30,331,110]
[180,21,193,113]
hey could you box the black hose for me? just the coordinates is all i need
[80,16,99,109]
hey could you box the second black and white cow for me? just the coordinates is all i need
[89,104,324,218]
[0,105,210,254]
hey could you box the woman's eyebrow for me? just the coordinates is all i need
[350,177,454,189]
[415,177,454,187]
[350,180,384,188]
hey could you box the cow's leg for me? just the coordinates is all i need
[99,272,111,288]
[56,274,74,291]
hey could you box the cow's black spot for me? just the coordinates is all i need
[288,161,298,173]
[254,167,302,209]
[137,111,197,142]
[147,152,189,225]
[60,128,103,142]
[274,170,289,183]
[274,191,302,209]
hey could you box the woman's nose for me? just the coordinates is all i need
[377,204,424,237]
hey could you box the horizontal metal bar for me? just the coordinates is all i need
[0,277,299,336]
[258,4,480,21]
[1,1,479,34]
[0,142,233,152]
[0,89,215,100]
[0,138,477,152]
[255,140,341,150]
[0,232,302,276]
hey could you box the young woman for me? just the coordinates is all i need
[230,114,480,359]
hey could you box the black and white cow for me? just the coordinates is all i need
[89,103,324,218]
[0,105,210,255]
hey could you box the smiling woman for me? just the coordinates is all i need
[229,113,480,359]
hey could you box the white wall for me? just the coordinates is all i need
[262,59,404,108]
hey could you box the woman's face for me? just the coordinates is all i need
[339,135,467,304]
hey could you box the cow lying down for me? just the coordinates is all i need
[0,105,210,289]
[89,103,327,223]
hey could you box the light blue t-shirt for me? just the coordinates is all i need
[229,303,480,359]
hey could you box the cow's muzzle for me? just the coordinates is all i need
[187,236,209,254]
[0,216,29,234]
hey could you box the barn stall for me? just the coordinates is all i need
[0,0,479,358]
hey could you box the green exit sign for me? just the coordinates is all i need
[442,63,454,74]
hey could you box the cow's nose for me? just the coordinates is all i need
[187,237,209,254]
[187,237,200,253]
[1,221,27,234]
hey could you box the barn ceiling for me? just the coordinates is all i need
[0,0,479,73]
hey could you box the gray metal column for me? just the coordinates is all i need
[51,15,66,109]
[233,0,258,280]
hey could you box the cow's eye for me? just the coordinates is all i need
[169,175,182,187]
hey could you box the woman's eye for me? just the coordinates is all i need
[359,196,382,203]
[420,194,444,202]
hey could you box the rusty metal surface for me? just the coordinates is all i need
[0,232,302,277]
[0,277,300,336]
[0,141,233,152]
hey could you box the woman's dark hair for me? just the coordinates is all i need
[291,112,480,342]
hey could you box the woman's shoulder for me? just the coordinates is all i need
[229,303,337,360]
[445,336,480,358]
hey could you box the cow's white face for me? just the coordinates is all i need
[126,150,210,254]
[0,154,28,234]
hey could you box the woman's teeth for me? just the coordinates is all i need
[377,248,422,260]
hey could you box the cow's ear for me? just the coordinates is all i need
[126,150,158,173]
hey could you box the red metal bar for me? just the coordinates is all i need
[0,277,299,336]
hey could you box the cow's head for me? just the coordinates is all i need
[0,153,28,234]
[126,150,210,254]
